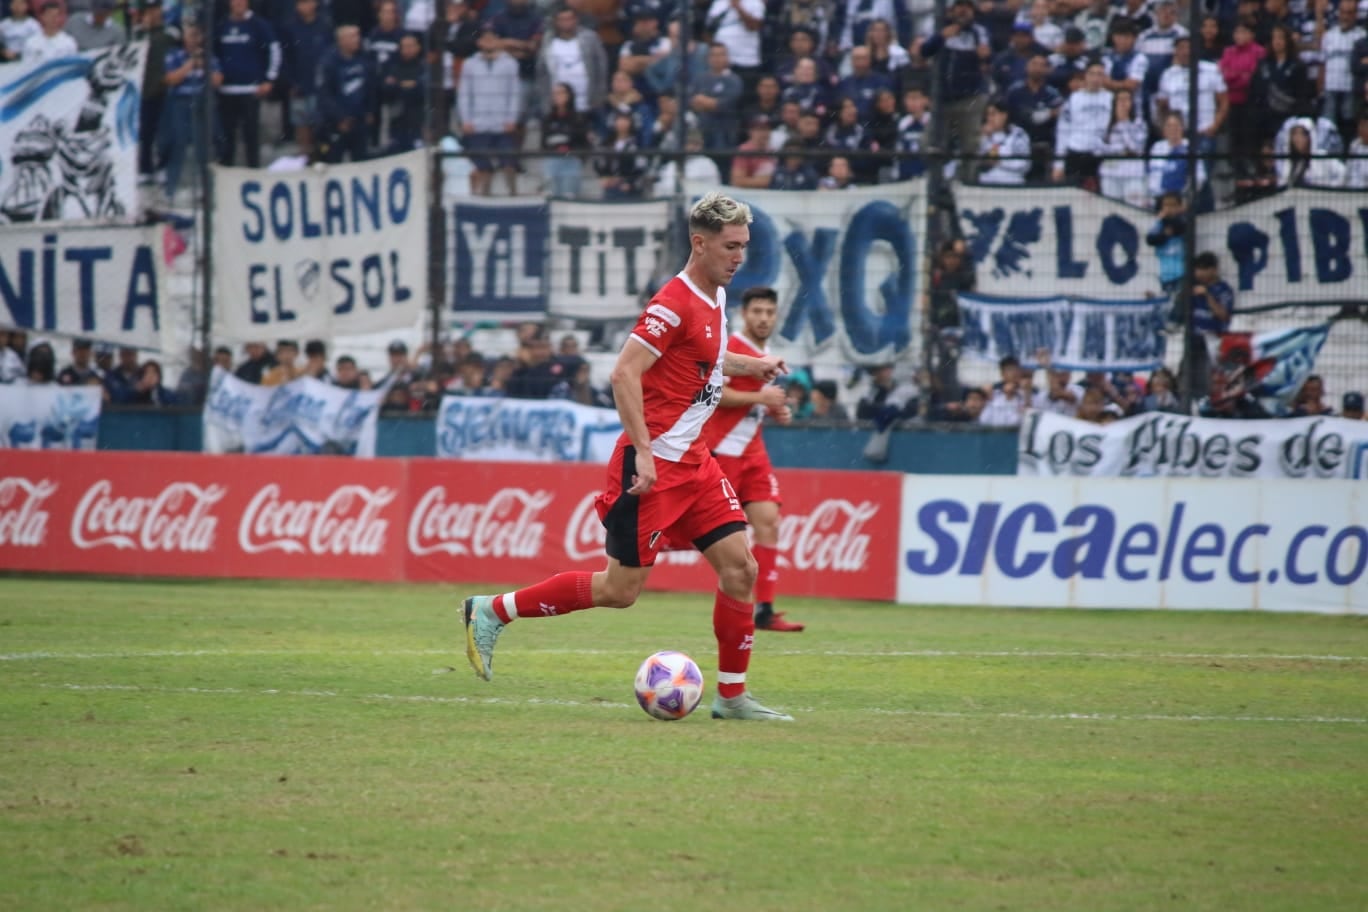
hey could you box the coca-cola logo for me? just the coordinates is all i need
[0,477,57,548]
[565,492,606,562]
[775,500,877,572]
[409,486,551,558]
[72,479,225,552]
[240,483,396,555]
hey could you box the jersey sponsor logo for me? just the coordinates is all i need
[643,315,669,338]
[646,303,681,327]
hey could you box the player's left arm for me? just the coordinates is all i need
[723,352,787,381]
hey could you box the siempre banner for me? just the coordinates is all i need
[958,293,1164,372]
[212,150,428,342]
[0,43,146,224]
[0,385,101,450]
[1018,409,1368,479]
[449,198,547,320]
[898,474,1367,613]
[693,180,927,366]
[202,366,386,456]
[957,186,1368,309]
[547,199,669,320]
[0,224,166,348]
[434,395,621,462]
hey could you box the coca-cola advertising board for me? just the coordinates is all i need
[405,460,900,600]
[0,450,406,581]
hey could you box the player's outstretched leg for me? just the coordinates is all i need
[462,595,504,681]
[461,571,599,681]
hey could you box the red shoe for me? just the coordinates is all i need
[757,611,805,632]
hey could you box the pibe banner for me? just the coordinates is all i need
[957,293,1165,372]
[213,150,428,342]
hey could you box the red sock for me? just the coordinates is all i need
[752,543,778,604]
[713,589,755,698]
[492,571,594,623]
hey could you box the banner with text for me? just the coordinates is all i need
[957,186,1368,309]
[958,293,1165,372]
[899,474,1366,613]
[1018,409,1368,479]
[449,198,547,320]
[0,223,166,348]
[202,366,386,456]
[696,180,927,366]
[547,199,670,320]
[212,150,428,342]
[0,43,146,224]
[434,395,621,462]
[0,385,101,450]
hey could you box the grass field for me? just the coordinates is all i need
[1,577,1365,911]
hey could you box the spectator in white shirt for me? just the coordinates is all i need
[978,98,1032,184]
[1345,114,1368,189]
[1316,1,1365,140]
[1053,60,1113,187]
[1032,366,1083,417]
[22,0,76,63]
[0,0,42,62]
[704,0,764,92]
[1099,88,1151,207]
[1277,117,1347,187]
[1156,36,1228,146]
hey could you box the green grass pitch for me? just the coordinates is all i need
[1,577,1365,911]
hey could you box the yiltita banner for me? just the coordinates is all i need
[449,198,548,320]
[546,199,670,320]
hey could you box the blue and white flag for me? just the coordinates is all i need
[202,367,387,456]
[958,293,1166,372]
[0,42,146,224]
[435,395,622,462]
[1217,324,1331,413]
[0,385,101,450]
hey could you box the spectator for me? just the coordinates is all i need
[0,331,24,383]
[926,238,975,398]
[505,335,560,398]
[994,22,1046,93]
[823,96,869,156]
[234,342,275,383]
[1292,374,1335,416]
[769,140,821,189]
[315,24,377,164]
[1147,114,1207,208]
[1099,88,1150,207]
[1346,114,1368,189]
[809,379,850,421]
[894,87,932,180]
[550,357,614,408]
[785,376,815,421]
[818,154,857,188]
[215,0,280,168]
[104,347,143,403]
[729,115,778,188]
[689,41,744,153]
[1102,17,1148,95]
[1249,24,1312,140]
[652,128,720,195]
[776,25,835,91]
[21,1,76,62]
[741,74,784,128]
[260,340,301,386]
[1317,1,1364,142]
[1156,37,1229,154]
[1196,13,1226,62]
[1074,0,1116,51]
[136,0,175,188]
[833,0,908,54]
[865,87,900,178]
[129,360,178,406]
[774,2,833,57]
[1141,368,1184,414]
[1047,27,1092,94]
[175,348,211,406]
[541,82,590,197]
[643,90,696,154]
[837,44,895,118]
[1005,53,1064,181]
[859,18,910,75]
[1137,0,1188,127]
[57,339,101,387]
[302,340,329,380]
[978,98,1032,185]
[365,0,404,74]
[0,0,41,63]
[795,110,825,150]
[1199,367,1268,419]
[212,346,234,373]
[1341,391,1365,420]
[917,0,991,182]
[65,0,119,50]
[1053,61,1112,187]
[280,0,333,159]
[1277,117,1347,187]
[381,382,414,415]
[598,69,651,142]
[1146,190,1187,298]
[1074,385,1107,422]
[856,364,918,424]
[381,32,427,153]
[1273,112,1344,157]
[980,355,1029,426]
[1220,20,1265,179]
[161,22,218,205]
[780,56,833,119]
[704,0,765,94]
[536,6,609,116]
[595,108,649,198]
[448,352,490,395]
[25,343,55,385]
[618,7,670,89]
[1031,363,1082,416]
[459,25,521,194]
[491,0,543,109]
[378,340,417,388]
[332,355,372,390]
[933,386,987,423]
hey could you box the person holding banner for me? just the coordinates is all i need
[463,192,796,721]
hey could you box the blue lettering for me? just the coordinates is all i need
[1116,523,1159,581]
[331,259,354,315]
[0,249,35,328]
[1096,214,1139,285]
[269,182,293,241]
[241,182,264,242]
[1309,208,1351,283]
[1226,221,1268,292]
[1180,523,1225,582]
[300,182,322,239]
[1285,525,1327,585]
[361,254,385,309]
[1054,206,1086,278]
[959,502,1000,576]
[1325,527,1368,586]
[273,265,295,322]
[1051,506,1115,578]
[1275,207,1301,283]
[992,503,1053,578]
[352,175,380,232]
[325,180,347,235]
[1228,524,1269,584]
[781,227,838,345]
[904,500,967,575]
[122,246,160,331]
[387,168,412,224]
[839,200,915,355]
[42,236,54,333]
[1157,502,1185,581]
[249,264,271,323]
[64,246,111,331]
[390,250,413,303]
[1082,313,1107,361]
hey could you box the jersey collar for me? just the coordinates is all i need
[678,272,723,310]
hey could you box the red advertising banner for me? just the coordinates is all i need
[2,451,900,600]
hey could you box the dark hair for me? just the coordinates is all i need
[336,355,357,368]
[214,345,233,357]
[999,355,1020,370]
[305,339,327,357]
[742,286,779,307]
[1193,251,1219,270]
[814,379,838,400]
[276,339,299,350]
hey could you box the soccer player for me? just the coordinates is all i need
[703,286,805,633]
[462,192,794,722]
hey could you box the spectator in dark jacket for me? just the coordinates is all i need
[280,0,333,158]
[916,0,991,180]
[317,24,377,162]
[382,32,426,152]
[214,0,281,166]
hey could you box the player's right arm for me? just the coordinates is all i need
[719,385,787,409]
[610,338,659,495]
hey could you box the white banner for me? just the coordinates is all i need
[1018,409,1368,479]
[958,293,1164,372]
[0,385,101,450]
[690,180,928,366]
[0,223,167,348]
[212,150,429,342]
[957,185,1368,309]
[202,367,386,456]
[435,395,622,462]
[0,43,146,225]
[547,199,669,320]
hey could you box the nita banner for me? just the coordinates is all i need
[1018,409,1368,479]
[690,179,927,365]
[202,366,386,456]
[0,223,166,348]
[547,199,670,321]
[212,149,428,342]
[435,395,621,462]
[0,43,146,224]
[957,293,1164,372]
[0,385,101,450]
[450,197,548,320]
[957,186,1368,308]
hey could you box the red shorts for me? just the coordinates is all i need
[713,448,782,506]
[595,443,747,567]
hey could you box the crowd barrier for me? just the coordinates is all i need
[4,451,1360,614]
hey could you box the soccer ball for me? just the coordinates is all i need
[633,651,704,721]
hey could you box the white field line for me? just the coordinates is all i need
[27,682,1368,726]
[1,648,1365,663]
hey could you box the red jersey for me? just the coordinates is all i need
[625,273,728,464]
[703,332,769,458]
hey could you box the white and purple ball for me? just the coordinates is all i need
[633,651,704,721]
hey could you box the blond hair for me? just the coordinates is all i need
[689,192,752,236]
